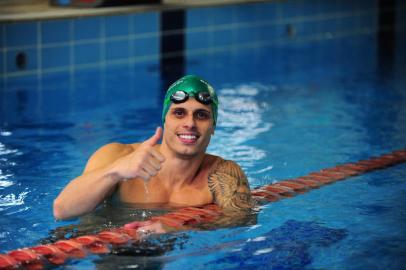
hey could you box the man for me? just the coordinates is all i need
[53,75,253,230]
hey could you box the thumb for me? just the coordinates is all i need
[143,127,162,147]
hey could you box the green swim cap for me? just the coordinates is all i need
[162,75,219,126]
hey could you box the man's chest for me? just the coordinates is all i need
[117,178,213,207]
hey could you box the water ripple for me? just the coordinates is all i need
[0,130,12,136]
[0,191,29,207]
[0,143,20,156]
[209,83,273,167]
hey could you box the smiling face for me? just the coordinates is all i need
[162,98,215,159]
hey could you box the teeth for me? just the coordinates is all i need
[179,134,197,140]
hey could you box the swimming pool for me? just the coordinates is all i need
[1,1,406,269]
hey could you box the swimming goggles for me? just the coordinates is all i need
[170,90,213,105]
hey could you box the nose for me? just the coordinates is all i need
[182,113,196,129]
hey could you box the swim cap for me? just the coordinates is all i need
[162,75,219,126]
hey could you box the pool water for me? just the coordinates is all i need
[1,33,406,269]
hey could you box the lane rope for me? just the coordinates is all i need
[1,149,405,269]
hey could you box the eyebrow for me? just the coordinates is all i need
[195,109,211,114]
[171,107,210,113]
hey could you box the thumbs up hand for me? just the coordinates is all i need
[112,127,165,181]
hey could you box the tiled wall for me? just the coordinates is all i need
[185,1,380,56]
[1,0,405,84]
[0,12,160,80]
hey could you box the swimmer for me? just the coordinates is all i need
[53,75,254,232]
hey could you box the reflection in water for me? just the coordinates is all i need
[209,84,273,168]
[0,191,29,208]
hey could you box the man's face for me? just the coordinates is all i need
[163,98,215,158]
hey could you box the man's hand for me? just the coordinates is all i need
[112,127,165,181]
[124,220,167,235]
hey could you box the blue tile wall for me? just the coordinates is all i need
[106,39,129,61]
[281,1,306,18]
[5,22,37,47]
[209,6,236,25]
[74,43,100,66]
[6,48,38,73]
[132,36,158,58]
[41,19,70,44]
[187,7,211,28]
[73,17,101,41]
[235,25,257,44]
[212,29,233,48]
[187,31,209,51]
[132,12,159,35]
[0,53,3,75]
[42,45,70,69]
[253,2,277,22]
[0,0,395,82]
[235,4,257,23]
[0,24,4,48]
[105,15,130,37]
[1,10,161,80]
[185,0,381,59]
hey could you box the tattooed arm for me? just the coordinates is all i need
[208,159,254,211]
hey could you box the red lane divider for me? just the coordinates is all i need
[1,149,405,269]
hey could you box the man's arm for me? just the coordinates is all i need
[53,127,164,220]
[53,143,132,220]
[208,159,254,211]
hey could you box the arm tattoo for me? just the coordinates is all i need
[208,159,253,210]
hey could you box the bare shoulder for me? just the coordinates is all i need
[83,142,140,173]
[207,156,253,210]
[209,157,246,180]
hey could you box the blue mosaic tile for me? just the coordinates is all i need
[359,13,378,32]
[320,18,339,35]
[212,29,233,47]
[132,12,159,35]
[254,2,277,22]
[318,1,341,15]
[235,26,258,44]
[339,17,357,33]
[301,0,322,17]
[296,20,319,37]
[187,7,211,28]
[186,30,209,51]
[210,6,237,25]
[0,52,3,75]
[41,19,71,44]
[280,0,304,19]
[105,14,130,38]
[0,24,4,48]
[106,39,129,61]
[235,4,257,24]
[42,45,70,69]
[258,24,285,41]
[73,17,101,41]
[41,71,71,91]
[6,48,38,73]
[132,36,158,58]
[74,43,100,65]
[5,22,37,48]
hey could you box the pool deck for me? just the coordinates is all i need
[0,0,268,23]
